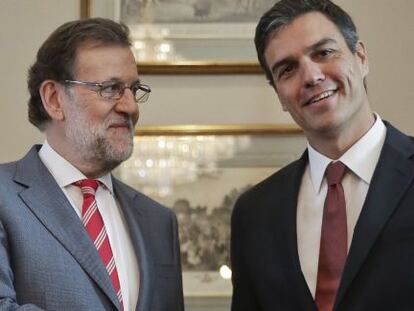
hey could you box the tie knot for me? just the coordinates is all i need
[74,179,99,197]
[325,161,346,186]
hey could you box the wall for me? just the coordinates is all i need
[0,0,413,163]
[0,1,79,162]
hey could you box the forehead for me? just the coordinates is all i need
[265,12,346,61]
[73,43,138,81]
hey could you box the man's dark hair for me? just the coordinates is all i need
[27,18,132,130]
[255,0,359,84]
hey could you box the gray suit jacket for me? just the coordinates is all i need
[0,146,184,311]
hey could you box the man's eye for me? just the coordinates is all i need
[319,49,334,58]
[101,83,122,93]
[278,65,295,79]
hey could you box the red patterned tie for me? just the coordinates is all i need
[75,179,123,310]
[315,161,347,311]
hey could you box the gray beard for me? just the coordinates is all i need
[66,116,134,173]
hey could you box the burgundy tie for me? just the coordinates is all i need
[75,179,123,309]
[315,161,347,311]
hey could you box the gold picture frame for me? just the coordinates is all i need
[80,0,266,75]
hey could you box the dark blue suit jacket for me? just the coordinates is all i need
[231,123,414,310]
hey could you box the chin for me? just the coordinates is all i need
[95,138,133,167]
[108,145,133,163]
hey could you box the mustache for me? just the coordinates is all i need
[106,116,134,130]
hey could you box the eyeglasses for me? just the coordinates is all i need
[63,79,151,103]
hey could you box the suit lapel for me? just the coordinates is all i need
[273,152,318,308]
[113,179,153,311]
[14,146,121,310]
[335,124,414,308]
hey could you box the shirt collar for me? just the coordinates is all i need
[38,140,114,193]
[307,113,386,193]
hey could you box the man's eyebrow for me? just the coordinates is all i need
[306,38,338,53]
[269,38,338,75]
[104,77,141,84]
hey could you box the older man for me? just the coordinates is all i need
[231,0,414,310]
[0,18,183,311]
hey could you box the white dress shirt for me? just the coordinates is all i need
[39,141,139,311]
[296,114,386,297]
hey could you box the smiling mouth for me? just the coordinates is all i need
[306,90,337,106]
[108,118,132,129]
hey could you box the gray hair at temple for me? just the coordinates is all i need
[27,18,132,130]
[255,0,359,84]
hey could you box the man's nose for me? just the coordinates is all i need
[301,59,325,88]
[114,88,139,121]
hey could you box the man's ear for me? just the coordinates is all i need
[39,80,66,121]
[355,40,369,77]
